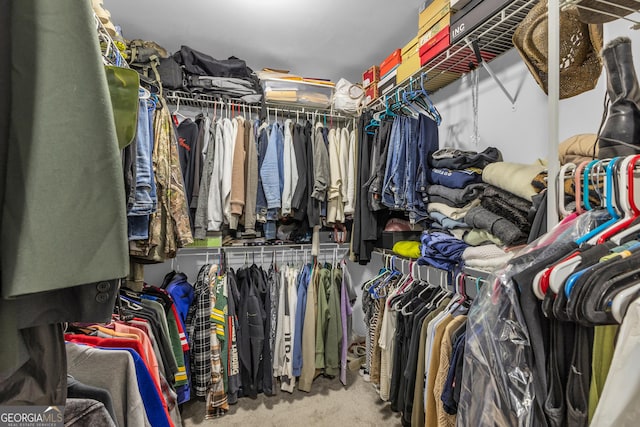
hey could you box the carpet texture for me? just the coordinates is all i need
[181,371,402,426]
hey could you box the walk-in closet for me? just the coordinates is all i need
[2,0,640,426]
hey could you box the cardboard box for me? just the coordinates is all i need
[450,0,513,43]
[380,49,402,77]
[377,69,397,95]
[450,0,473,11]
[419,0,450,32]
[402,35,420,57]
[419,14,451,47]
[397,36,421,84]
[364,85,379,105]
[419,26,450,66]
[396,53,421,84]
[362,65,379,89]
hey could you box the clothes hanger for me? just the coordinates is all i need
[558,162,576,217]
[410,73,442,125]
[576,158,620,245]
[138,86,151,100]
[574,251,640,325]
[172,97,188,123]
[611,282,640,323]
[595,155,638,243]
[581,159,602,211]
[574,160,590,215]
[584,157,623,244]
[605,155,640,245]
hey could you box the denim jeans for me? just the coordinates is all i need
[129,99,155,215]
[381,118,400,208]
[146,100,157,212]
[404,116,419,211]
[128,99,157,240]
[382,117,406,209]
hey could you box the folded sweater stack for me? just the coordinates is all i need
[425,147,502,236]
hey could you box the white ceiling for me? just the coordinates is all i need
[105,0,424,83]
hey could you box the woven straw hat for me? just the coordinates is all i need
[513,0,603,99]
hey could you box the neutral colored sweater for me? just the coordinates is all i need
[208,120,225,231]
[193,118,215,239]
[221,118,236,225]
[281,119,298,216]
[311,122,330,201]
[229,116,246,229]
[244,120,258,234]
[327,128,344,224]
[66,343,150,427]
[344,129,356,215]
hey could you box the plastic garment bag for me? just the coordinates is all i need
[456,211,607,427]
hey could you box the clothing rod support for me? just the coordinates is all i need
[465,37,517,106]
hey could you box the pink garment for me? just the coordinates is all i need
[114,322,162,394]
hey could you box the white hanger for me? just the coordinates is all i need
[611,282,640,323]
[172,98,188,121]
[557,163,576,217]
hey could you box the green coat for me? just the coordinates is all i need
[2,0,128,298]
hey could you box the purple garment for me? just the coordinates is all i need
[340,263,354,386]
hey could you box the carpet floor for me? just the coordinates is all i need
[180,371,403,427]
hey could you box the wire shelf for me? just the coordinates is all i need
[165,89,358,120]
[372,0,538,107]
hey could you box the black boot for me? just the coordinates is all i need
[597,37,640,159]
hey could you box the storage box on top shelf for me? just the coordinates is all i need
[419,13,451,48]
[450,0,513,44]
[397,34,421,84]
[364,85,379,106]
[450,0,473,11]
[362,65,380,89]
[380,49,402,77]
[419,25,450,66]
[419,0,451,35]
[377,68,397,96]
[261,77,335,108]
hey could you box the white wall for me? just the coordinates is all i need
[431,16,640,163]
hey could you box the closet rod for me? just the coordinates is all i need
[165,90,356,121]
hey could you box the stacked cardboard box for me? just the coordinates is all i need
[362,65,380,105]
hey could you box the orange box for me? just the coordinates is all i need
[380,49,402,78]
[362,65,379,88]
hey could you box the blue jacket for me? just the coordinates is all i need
[260,123,282,209]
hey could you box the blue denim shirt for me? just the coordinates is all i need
[260,123,282,209]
